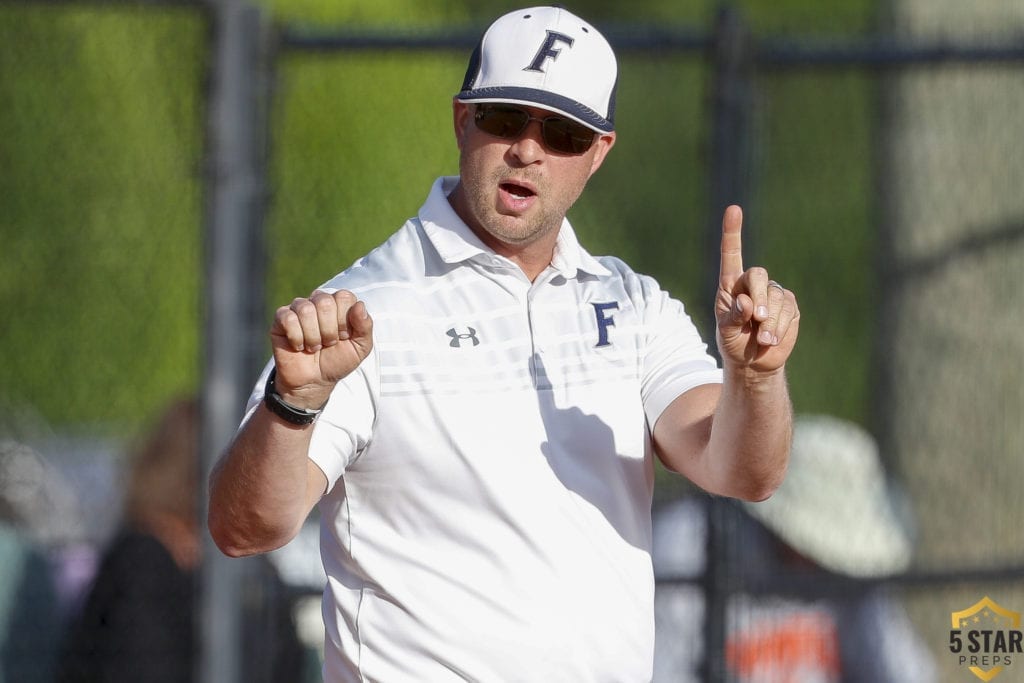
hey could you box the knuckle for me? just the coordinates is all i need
[275,309,300,333]
[749,266,768,280]
[291,299,316,317]
[313,295,335,314]
[334,289,357,306]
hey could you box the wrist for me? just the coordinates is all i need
[263,367,329,426]
[721,361,786,389]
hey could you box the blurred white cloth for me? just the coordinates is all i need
[652,496,938,683]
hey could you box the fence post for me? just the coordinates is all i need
[198,1,271,682]
[705,4,755,314]
[703,6,754,683]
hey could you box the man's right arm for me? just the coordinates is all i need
[207,289,373,557]
[208,404,328,557]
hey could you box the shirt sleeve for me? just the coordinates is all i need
[636,274,723,427]
[240,349,379,494]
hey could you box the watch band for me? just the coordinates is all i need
[263,367,324,426]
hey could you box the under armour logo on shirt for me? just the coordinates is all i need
[447,326,480,348]
[525,31,574,72]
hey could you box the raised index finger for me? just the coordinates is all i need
[719,204,744,285]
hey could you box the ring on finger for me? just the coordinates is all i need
[767,279,785,293]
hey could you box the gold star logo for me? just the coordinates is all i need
[950,597,1021,682]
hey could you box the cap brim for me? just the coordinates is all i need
[457,86,613,134]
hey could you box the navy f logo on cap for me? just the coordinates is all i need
[525,31,575,72]
[457,6,618,134]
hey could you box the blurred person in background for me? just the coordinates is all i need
[208,5,800,681]
[0,440,64,683]
[56,398,306,683]
[652,414,936,682]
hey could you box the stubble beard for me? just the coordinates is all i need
[462,166,573,248]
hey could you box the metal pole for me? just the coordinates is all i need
[198,1,270,682]
[701,498,736,683]
[702,6,754,683]
[704,4,755,324]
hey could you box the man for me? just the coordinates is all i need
[209,6,799,681]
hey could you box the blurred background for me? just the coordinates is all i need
[1,0,1022,681]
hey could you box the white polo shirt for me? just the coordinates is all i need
[246,176,722,682]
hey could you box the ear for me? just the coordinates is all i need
[587,132,617,178]
[453,99,473,150]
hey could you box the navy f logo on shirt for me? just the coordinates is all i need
[592,302,619,347]
[525,31,575,72]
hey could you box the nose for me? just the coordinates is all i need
[507,119,546,165]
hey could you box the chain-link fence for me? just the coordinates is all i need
[871,3,1024,680]
[2,1,1022,681]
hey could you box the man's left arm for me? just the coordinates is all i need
[654,205,799,501]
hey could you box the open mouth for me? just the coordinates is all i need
[500,182,536,199]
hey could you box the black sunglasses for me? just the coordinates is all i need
[473,104,597,155]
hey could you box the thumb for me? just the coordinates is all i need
[347,301,374,355]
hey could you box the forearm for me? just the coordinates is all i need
[704,364,792,501]
[207,403,324,557]
[658,203,798,499]
[208,289,371,556]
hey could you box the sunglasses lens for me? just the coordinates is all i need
[473,104,596,155]
[474,105,530,139]
[542,118,596,154]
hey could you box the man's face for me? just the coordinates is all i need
[450,101,615,253]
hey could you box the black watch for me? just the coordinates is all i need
[263,367,324,426]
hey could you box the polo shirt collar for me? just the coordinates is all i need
[419,176,611,279]
[550,220,611,278]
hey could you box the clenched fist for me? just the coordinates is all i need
[269,289,373,410]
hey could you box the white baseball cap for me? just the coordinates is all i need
[457,6,618,133]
